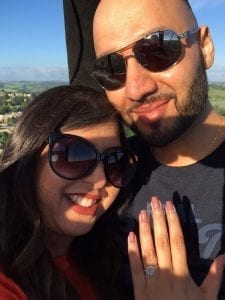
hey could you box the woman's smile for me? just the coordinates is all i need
[65,193,101,216]
[36,123,121,239]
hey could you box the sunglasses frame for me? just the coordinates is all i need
[48,133,137,188]
[92,26,200,90]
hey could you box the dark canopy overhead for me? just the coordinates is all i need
[63,0,100,89]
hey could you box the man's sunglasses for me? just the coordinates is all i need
[92,27,199,91]
[48,133,137,188]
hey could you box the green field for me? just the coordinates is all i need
[0,81,224,147]
[209,83,225,114]
[0,80,225,113]
[0,81,68,94]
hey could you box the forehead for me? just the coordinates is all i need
[63,122,121,150]
[93,0,195,56]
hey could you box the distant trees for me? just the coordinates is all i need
[0,81,67,152]
[0,131,9,149]
[0,105,10,114]
[0,91,32,114]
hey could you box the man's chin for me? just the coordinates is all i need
[130,121,186,147]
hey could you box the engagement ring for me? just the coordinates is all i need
[144,265,158,277]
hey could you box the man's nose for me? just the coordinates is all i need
[124,56,158,102]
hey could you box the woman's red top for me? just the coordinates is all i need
[0,256,99,300]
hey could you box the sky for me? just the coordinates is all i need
[0,0,224,82]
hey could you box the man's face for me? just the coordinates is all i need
[93,0,213,146]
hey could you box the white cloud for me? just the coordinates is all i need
[0,65,223,83]
[0,66,69,81]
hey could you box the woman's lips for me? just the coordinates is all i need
[66,193,101,216]
[71,203,99,216]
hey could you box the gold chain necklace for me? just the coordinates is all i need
[205,115,224,157]
[151,115,224,162]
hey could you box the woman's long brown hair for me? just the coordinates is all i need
[0,85,131,300]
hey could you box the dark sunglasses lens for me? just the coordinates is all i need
[134,30,182,72]
[106,150,136,187]
[50,137,97,179]
[93,53,126,90]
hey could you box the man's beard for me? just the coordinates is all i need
[130,56,208,147]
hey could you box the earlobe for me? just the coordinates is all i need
[199,26,215,69]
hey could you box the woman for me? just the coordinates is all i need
[0,85,223,300]
[0,85,137,300]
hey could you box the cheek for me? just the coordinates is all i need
[109,186,120,202]
[178,45,201,86]
[106,90,133,125]
[36,158,52,189]
[36,157,63,203]
[106,90,126,112]
[162,46,201,101]
[35,167,65,227]
[104,186,120,209]
[97,186,120,219]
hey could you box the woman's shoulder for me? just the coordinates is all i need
[0,271,28,300]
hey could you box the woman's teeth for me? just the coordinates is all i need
[67,195,97,208]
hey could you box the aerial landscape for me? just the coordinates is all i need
[0,80,224,151]
[0,81,67,150]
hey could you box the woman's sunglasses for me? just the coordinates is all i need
[48,133,137,188]
[92,27,199,91]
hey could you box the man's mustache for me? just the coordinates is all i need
[127,92,177,113]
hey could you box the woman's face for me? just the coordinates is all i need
[36,122,121,253]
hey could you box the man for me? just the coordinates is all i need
[92,0,225,298]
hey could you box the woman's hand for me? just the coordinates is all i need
[128,196,225,300]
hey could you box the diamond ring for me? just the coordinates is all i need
[144,265,158,277]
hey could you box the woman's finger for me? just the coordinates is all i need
[165,201,189,276]
[139,210,158,268]
[151,196,172,270]
[127,231,146,298]
[200,253,225,300]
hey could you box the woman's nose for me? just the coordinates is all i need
[83,162,108,189]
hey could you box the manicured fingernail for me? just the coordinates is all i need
[140,210,147,222]
[165,201,176,213]
[128,232,136,243]
[151,196,161,209]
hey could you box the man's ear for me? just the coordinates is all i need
[199,26,215,69]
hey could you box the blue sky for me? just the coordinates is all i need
[0,1,68,81]
[0,0,224,82]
